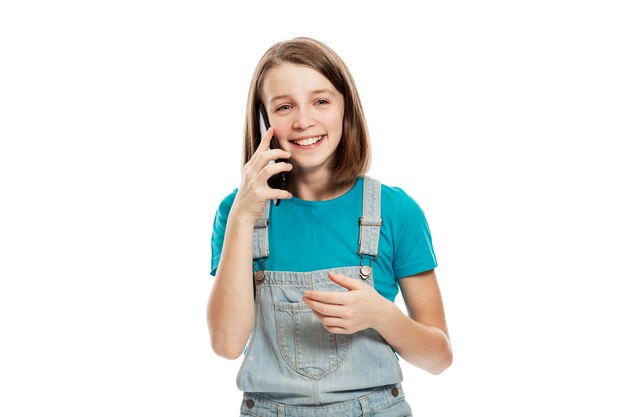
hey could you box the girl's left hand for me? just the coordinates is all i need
[302,271,392,335]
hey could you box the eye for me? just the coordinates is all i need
[276,104,292,112]
[315,99,329,105]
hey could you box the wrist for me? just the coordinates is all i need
[372,297,398,332]
[228,210,258,229]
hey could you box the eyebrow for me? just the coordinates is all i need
[269,89,336,104]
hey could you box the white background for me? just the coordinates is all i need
[1,1,625,416]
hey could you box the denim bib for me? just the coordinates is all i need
[237,176,407,413]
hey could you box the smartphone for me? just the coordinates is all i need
[258,105,287,206]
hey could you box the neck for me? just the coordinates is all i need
[287,169,355,201]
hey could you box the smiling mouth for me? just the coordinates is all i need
[289,135,325,146]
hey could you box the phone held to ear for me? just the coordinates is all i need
[259,105,288,206]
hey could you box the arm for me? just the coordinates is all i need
[206,127,293,360]
[206,214,256,360]
[302,269,452,375]
[377,269,452,374]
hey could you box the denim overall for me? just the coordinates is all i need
[239,176,412,417]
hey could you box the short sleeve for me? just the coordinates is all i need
[210,189,238,277]
[391,188,438,279]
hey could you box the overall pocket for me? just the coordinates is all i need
[274,301,351,380]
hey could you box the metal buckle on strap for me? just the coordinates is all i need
[359,216,382,226]
[254,218,269,228]
[358,216,382,249]
[358,253,377,280]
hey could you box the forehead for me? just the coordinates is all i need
[261,63,338,101]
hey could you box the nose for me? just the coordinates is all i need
[292,107,315,130]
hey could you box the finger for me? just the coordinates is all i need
[325,325,351,335]
[261,160,293,183]
[328,271,367,291]
[303,296,343,317]
[302,290,346,305]
[252,147,292,175]
[257,126,274,152]
[249,127,284,165]
[309,310,346,332]
[268,188,293,201]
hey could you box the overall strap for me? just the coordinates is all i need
[252,176,382,263]
[358,175,383,258]
[252,200,271,260]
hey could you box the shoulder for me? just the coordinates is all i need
[218,188,238,212]
[212,187,239,225]
[374,178,438,275]
[377,178,431,240]
[378,179,425,219]
[210,188,239,277]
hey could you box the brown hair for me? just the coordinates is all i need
[241,37,371,187]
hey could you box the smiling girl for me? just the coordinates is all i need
[208,37,452,417]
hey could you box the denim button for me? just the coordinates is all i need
[391,387,399,397]
[255,270,265,284]
[246,399,254,409]
[359,265,372,279]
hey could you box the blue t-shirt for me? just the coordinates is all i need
[210,177,437,302]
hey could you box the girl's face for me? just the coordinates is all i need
[261,63,344,176]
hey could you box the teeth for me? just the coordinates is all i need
[293,136,323,146]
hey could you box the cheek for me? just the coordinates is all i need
[329,114,344,136]
[270,120,291,141]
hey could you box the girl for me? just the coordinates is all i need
[208,37,452,417]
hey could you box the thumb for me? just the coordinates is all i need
[328,271,367,291]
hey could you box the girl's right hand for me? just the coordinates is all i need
[230,127,293,225]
